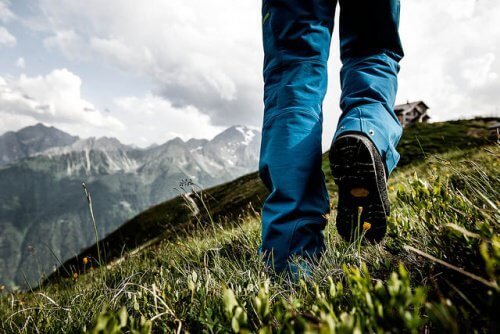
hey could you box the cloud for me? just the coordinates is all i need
[13,0,500,144]
[398,0,500,120]
[113,94,225,146]
[36,0,263,127]
[0,26,15,46]
[15,57,25,68]
[0,69,125,135]
[43,29,87,59]
[0,1,16,47]
[0,1,14,22]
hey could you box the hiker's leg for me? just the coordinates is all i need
[259,0,335,272]
[334,0,404,175]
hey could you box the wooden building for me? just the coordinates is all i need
[488,122,500,140]
[395,101,430,127]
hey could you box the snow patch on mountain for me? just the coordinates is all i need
[235,126,257,146]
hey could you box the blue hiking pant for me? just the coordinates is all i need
[258,0,404,272]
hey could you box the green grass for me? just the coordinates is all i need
[45,118,498,282]
[1,119,499,333]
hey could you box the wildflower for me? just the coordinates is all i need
[83,257,89,265]
[363,222,372,231]
[389,186,395,191]
[73,272,78,281]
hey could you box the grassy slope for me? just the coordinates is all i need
[1,118,499,333]
[45,119,495,282]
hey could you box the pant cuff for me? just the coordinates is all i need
[332,104,403,175]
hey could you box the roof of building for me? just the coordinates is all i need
[487,122,500,129]
[394,100,429,112]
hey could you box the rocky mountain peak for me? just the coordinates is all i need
[0,123,79,165]
[210,125,260,147]
[186,138,209,151]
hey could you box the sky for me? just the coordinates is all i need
[0,0,499,148]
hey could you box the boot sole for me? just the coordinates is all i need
[329,134,389,243]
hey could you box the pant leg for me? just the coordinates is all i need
[259,0,335,272]
[334,0,404,175]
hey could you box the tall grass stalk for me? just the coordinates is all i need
[82,183,103,274]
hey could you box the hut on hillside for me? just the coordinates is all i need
[395,101,430,127]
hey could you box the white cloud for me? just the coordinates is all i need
[0,1,14,22]
[43,29,87,59]
[0,69,125,135]
[0,26,15,46]
[113,94,225,146]
[0,1,16,47]
[461,53,497,89]
[7,0,499,145]
[37,0,262,127]
[398,0,500,120]
[15,57,25,68]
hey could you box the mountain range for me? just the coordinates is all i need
[0,123,261,290]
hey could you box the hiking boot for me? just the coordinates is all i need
[329,134,390,243]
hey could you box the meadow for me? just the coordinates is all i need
[0,119,498,333]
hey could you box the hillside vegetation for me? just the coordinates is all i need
[44,119,496,281]
[0,124,261,291]
[0,119,499,333]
